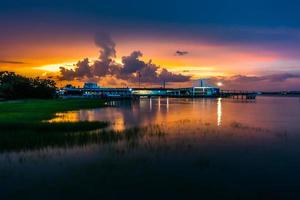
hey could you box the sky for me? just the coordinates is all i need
[1,0,300,90]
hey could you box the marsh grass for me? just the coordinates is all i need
[0,122,293,200]
[0,125,166,152]
[0,118,281,153]
[0,121,108,132]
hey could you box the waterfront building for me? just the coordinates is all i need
[59,82,132,99]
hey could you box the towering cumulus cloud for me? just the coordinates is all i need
[59,33,190,84]
[93,32,116,77]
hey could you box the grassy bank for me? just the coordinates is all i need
[0,99,108,132]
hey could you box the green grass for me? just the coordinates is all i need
[0,98,109,132]
[0,98,106,122]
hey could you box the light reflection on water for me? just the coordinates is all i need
[49,96,300,132]
[217,98,222,127]
[49,97,224,131]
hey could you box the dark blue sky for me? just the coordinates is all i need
[2,0,300,48]
[1,0,300,27]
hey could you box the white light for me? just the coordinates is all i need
[216,82,223,87]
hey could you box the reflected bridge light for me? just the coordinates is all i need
[158,97,161,111]
[217,98,222,127]
[166,97,169,111]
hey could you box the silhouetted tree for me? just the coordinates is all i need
[0,71,57,100]
[64,84,76,88]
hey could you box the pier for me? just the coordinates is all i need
[58,82,257,99]
[59,87,257,100]
[220,90,257,99]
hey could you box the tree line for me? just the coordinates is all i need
[0,71,57,100]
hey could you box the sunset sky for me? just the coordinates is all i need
[1,0,300,90]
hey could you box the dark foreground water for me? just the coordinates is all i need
[1,97,300,199]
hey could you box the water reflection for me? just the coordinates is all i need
[158,97,161,111]
[217,98,222,127]
[48,97,300,132]
[2,97,300,199]
[167,97,169,111]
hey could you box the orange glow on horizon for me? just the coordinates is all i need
[0,35,282,87]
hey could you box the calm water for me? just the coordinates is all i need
[2,96,300,199]
[50,96,300,132]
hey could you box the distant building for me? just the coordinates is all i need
[84,82,100,89]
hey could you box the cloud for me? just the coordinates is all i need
[121,51,146,74]
[94,32,116,60]
[91,32,116,77]
[208,73,300,91]
[226,73,300,83]
[59,33,191,84]
[159,68,190,82]
[265,73,300,82]
[59,67,76,81]
[0,60,27,64]
[59,58,92,80]
[175,50,189,56]
[117,52,190,83]
[93,32,116,76]
[75,58,92,78]
[59,32,116,80]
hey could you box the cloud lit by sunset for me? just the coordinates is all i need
[1,0,300,90]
